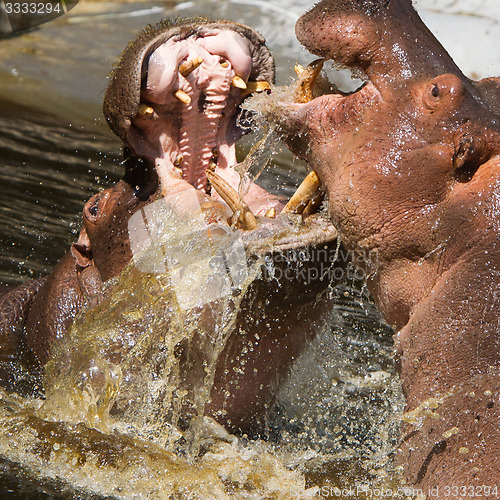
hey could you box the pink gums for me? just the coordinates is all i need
[142,31,253,192]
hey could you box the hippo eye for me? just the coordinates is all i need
[84,200,101,223]
[89,203,99,217]
[84,191,109,223]
[431,85,439,98]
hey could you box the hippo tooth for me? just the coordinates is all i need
[174,154,184,166]
[220,60,229,68]
[137,103,154,117]
[294,63,305,76]
[283,171,323,215]
[295,58,324,104]
[301,191,325,216]
[242,81,271,97]
[173,89,191,105]
[205,170,258,230]
[231,76,248,90]
[247,81,271,92]
[179,57,204,77]
[265,207,277,219]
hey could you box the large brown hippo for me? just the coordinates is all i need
[264,0,500,492]
[0,19,342,434]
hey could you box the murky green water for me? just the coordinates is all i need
[0,1,405,498]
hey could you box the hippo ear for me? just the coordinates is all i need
[452,132,486,183]
[71,228,93,269]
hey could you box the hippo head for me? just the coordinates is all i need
[267,0,500,328]
[103,20,280,216]
[100,18,336,263]
[70,181,147,282]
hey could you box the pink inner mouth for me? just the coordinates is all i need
[127,29,260,198]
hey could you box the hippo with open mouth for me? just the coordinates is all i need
[0,19,343,434]
[264,0,500,490]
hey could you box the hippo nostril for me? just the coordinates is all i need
[431,85,439,98]
[453,133,488,183]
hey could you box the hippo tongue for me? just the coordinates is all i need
[296,0,465,88]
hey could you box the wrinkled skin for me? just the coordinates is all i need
[267,0,500,490]
[0,19,341,433]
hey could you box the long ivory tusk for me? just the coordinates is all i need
[283,171,323,214]
[179,57,203,77]
[206,170,258,230]
[296,59,324,104]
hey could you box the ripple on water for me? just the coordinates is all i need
[0,100,122,285]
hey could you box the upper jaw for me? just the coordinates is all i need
[103,20,275,143]
[105,21,274,197]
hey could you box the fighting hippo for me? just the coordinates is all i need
[0,20,342,434]
[264,0,500,491]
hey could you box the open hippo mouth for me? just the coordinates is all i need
[103,19,329,231]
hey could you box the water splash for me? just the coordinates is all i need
[0,54,406,500]
[235,126,282,200]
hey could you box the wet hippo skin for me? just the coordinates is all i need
[266,0,500,491]
[24,181,151,367]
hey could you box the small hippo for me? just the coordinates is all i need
[266,0,500,490]
[0,19,343,434]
